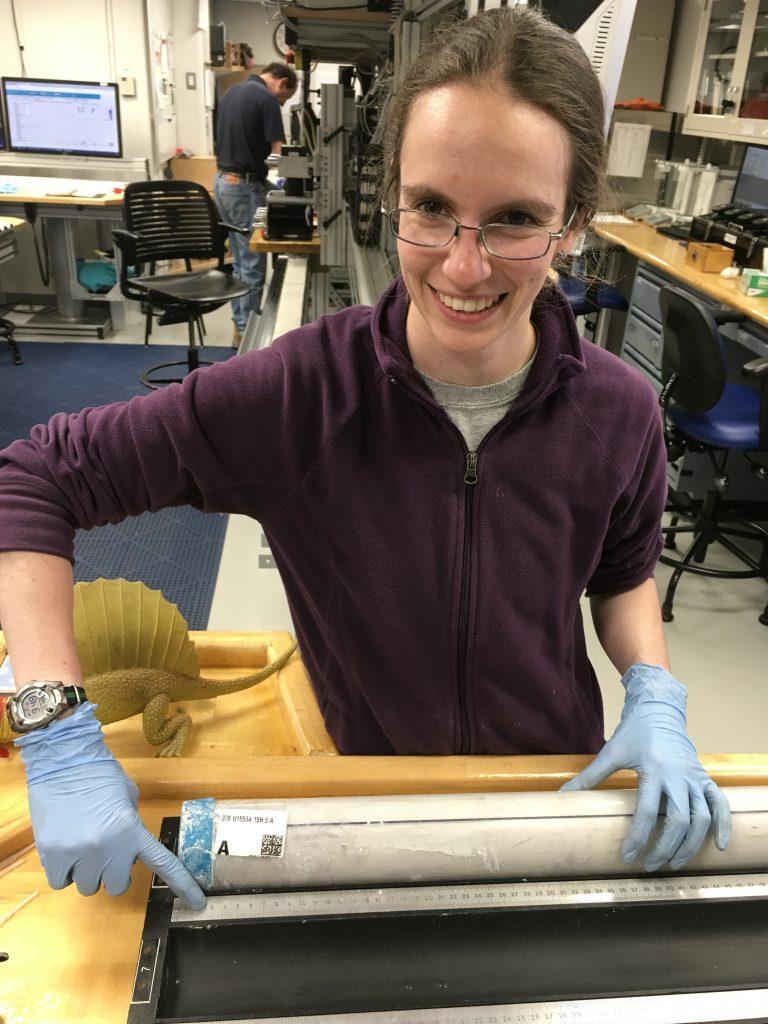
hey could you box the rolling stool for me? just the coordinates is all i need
[658,285,768,626]
[0,317,21,365]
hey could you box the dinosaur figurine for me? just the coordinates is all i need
[0,578,298,757]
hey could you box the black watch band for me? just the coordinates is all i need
[63,684,88,708]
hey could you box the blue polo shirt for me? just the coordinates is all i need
[215,77,286,181]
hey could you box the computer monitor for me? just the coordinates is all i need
[732,144,768,211]
[1,78,122,158]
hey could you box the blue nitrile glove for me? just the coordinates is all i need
[560,664,731,872]
[15,701,206,909]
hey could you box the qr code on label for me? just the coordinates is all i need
[260,834,284,857]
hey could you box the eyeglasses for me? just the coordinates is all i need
[388,206,578,261]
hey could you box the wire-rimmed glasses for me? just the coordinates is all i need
[388,206,578,260]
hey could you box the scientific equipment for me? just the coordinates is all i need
[255,147,314,242]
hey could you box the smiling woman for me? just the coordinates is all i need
[0,5,730,911]
[394,84,580,383]
[378,7,606,385]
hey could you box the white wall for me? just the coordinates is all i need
[146,0,179,163]
[0,0,210,169]
[212,0,281,66]
[0,0,155,167]
[173,0,213,154]
[0,0,111,78]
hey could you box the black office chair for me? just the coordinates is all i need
[658,285,768,625]
[112,180,250,389]
[0,317,21,365]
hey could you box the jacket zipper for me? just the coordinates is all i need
[389,375,479,752]
[388,362,560,754]
[457,450,478,752]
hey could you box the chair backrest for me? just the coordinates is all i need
[659,285,727,413]
[122,180,225,264]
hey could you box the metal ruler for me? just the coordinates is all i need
[173,874,768,1023]
[172,870,768,923]
[190,989,768,1024]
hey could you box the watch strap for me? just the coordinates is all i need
[63,684,88,708]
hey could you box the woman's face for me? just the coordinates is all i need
[397,81,579,380]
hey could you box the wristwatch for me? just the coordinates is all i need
[5,681,88,734]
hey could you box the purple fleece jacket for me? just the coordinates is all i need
[0,277,667,755]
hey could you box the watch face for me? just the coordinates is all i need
[19,686,55,725]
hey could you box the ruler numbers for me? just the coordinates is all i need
[173,871,768,924]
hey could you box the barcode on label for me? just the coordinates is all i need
[213,806,288,858]
[261,834,284,857]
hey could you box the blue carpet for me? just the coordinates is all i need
[1,341,236,629]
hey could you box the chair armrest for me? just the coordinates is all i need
[111,229,140,262]
[713,308,745,326]
[219,221,251,236]
[742,357,768,380]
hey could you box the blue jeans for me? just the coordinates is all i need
[213,173,266,331]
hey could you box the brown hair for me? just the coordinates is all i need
[261,61,298,91]
[380,6,607,232]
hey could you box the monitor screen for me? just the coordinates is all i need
[733,144,768,211]
[2,78,122,158]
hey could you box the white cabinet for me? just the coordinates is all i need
[683,0,768,144]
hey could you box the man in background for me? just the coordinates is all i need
[214,62,298,342]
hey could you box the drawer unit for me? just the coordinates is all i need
[631,263,717,327]
[630,269,664,325]
[623,310,663,373]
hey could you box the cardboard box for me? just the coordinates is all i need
[740,269,768,298]
[169,155,217,193]
[685,241,733,273]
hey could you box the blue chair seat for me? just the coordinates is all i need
[558,277,628,317]
[670,383,761,450]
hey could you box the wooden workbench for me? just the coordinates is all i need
[0,175,125,208]
[593,219,768,329]
[2,628,768,1023]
